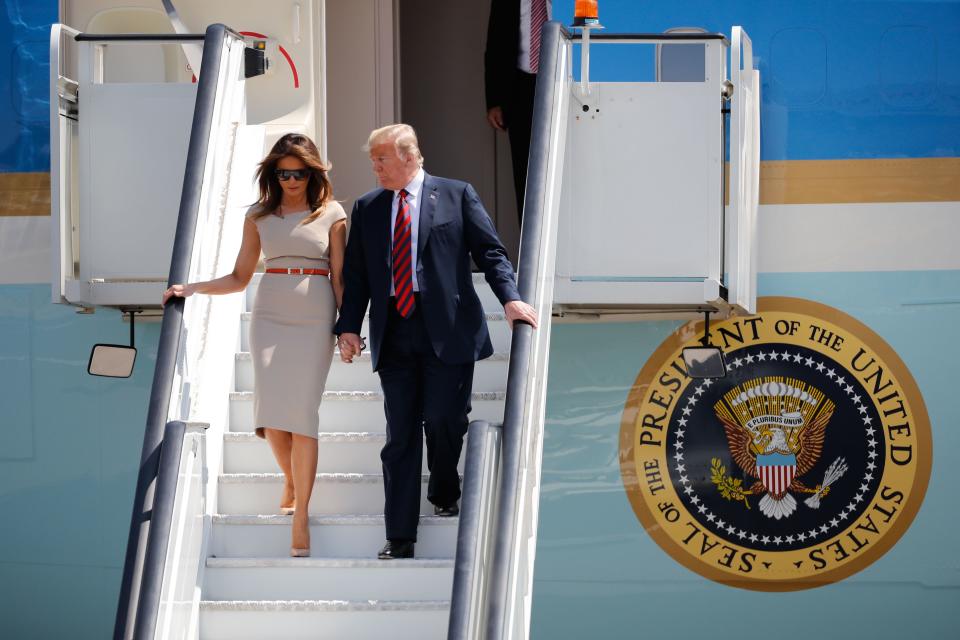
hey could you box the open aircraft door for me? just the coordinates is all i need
[728,27,760,315]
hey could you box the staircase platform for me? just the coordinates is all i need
[210,514,458,558]
[217,472,463,515]
[199,600,449,640]
[222,431,467,474]
[204,557,454,600]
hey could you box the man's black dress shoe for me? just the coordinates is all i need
[434,502,460,517]
[378,540,414,560]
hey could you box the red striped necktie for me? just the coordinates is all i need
[392,188,415,318]
[530,0,549,73]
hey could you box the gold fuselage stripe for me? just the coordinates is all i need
[757,157,960,205]
[0,172,51,217]
[2,157,959,216]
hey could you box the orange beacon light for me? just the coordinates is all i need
[573,0,600,26]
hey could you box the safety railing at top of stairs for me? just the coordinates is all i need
[448,20,568,640]
[108,23,253,640]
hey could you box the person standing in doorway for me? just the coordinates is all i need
[484,0,552,222]
[335,124,538,560]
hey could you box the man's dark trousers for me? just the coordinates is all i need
[379,296,474,542]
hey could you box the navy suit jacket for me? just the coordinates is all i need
[334,173,520,371]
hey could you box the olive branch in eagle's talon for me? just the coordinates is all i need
[711,457,754,510]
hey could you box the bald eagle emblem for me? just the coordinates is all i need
[713,377,846,520]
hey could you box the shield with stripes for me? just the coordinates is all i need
[756,452,797,498]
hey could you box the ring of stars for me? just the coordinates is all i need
[672,348,880,550]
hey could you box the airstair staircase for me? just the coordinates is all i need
[77,17,755,640]
[197,274,511,639]
[54,21,531,640]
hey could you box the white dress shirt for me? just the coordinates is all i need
[518,0,552,73]
[389,168,425,294]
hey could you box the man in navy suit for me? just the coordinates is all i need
[335,124,537,560]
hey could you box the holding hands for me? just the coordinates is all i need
[338,333,365,363]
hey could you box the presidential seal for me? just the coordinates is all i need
[619,297,931,591]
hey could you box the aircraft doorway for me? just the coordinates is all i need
[397,0,521,262]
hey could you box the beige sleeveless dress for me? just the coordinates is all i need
[247,201,347,439]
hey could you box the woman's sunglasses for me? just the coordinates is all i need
[275,169,310,181]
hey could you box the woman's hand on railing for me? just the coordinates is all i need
[504,300,538,329]
[162,283,195,305]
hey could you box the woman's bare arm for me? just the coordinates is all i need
[328,218,347,310]
[162,217,262,304]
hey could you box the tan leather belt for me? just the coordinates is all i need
[265,268,329,276]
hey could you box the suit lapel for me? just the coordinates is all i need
[417,173,439,263]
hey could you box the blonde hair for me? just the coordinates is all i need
[365,123,424,166]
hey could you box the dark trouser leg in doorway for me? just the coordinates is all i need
[505,70,537,223]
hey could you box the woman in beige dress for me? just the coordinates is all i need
[163,133,347,557]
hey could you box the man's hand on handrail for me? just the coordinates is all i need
[504,300,538,329]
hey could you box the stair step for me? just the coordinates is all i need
[199,600,449,640]
[228,390,505,433]
[218,473,460,515]
[239,311,512,353]
[210,515,457,558]
[235,351,509,393]
[246,272,504,314]
[204,557,454,600]
[222,432,466,474]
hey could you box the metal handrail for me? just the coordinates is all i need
[568,31,728,44]
[483,20,563,639]
[75,33,206,42]
[112,24,235,640]
[132,421,187,638]
[449,421,503,638]
[448,19,565,640]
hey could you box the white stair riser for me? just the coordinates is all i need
[211,522,457,558]
[218,478,445,515]
[200,609,448,640]
[246,274,503,314]
[235,355,508,393]
[240,314,513,353]
[204,566,453,601]
[229,395,504,433]
[223,438,467,474]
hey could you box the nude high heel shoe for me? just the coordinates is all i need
[290,511,310,557]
